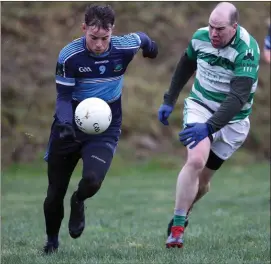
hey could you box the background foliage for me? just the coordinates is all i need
[1,1,270,167]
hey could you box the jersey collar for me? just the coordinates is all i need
[230,25,240,45]
[219,26,239,50]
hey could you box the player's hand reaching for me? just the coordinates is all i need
[179,123,214,149]
[142,41,158,59]
[56,123,76,141]
[158,104,173,126]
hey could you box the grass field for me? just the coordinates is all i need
[1,159,270,264]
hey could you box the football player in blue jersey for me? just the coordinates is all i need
[43,4,158,254]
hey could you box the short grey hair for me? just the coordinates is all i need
[229,8,239,24]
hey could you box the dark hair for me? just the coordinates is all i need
[85,5,115,30]
[229,9,239,25]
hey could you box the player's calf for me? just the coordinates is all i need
[68,172,104,239]
[69,191,85,239]
[166,182,211,235]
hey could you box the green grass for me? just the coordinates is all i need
[1,161,270,264]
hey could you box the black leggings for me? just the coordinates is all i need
[43,139,114,237]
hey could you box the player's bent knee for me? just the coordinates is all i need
[79,170,105,198]
[83,171,104,187]
[186,138,211,170]
[186,154,206,171]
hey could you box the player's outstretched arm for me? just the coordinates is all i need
[135,32,158,59]
[163,52,197,106]
[55,61,74,126]
[157,51,197,126]
[54,58,77,140]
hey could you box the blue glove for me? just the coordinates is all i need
[142,41,158,59]
[56,123,76,141]
[158,104,173,126]
[179,123,214,149]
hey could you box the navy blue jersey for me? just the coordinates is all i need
[54,32,155,131]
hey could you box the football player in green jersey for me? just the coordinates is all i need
[158,2,260,248]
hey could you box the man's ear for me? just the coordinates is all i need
[233,23,238,30]
[82,22,87,33]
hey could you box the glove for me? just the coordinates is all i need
[142,41,158,59]
[179,123,214,149]
[158,104,173,126]
[56,123,76,141]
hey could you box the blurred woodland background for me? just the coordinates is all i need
[1,1,270,167]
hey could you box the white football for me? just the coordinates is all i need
[74,97,112,134]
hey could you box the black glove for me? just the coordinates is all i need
[142,41,158,59]
[56,123,76,141]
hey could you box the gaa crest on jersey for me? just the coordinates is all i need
[113,59,123,72]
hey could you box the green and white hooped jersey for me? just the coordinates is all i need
[186,25,260,122]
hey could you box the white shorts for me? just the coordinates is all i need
[183,98,250,160]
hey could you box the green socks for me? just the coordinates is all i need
[173,209,187,227]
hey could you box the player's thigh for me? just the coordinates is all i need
[183,98,213,127]
[47,137,81,188]
[45,119,81,161]
[81,139,118,182]
[184,99,213,166]
[211,118,250,160]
